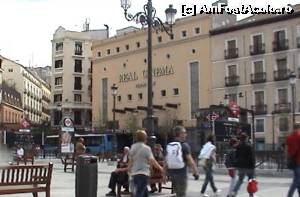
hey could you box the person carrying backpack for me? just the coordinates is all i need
[166,126,199,197]
[198,135,221,197]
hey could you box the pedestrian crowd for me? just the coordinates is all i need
[103,125,269,197]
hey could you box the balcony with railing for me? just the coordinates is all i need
[224,48,239,59]
[272,39,289,51]
[251,104,267,115]
[74,49,83,56]
[225,75,240,87]
[251,72,266,84]
[274,69,290,81]
[274,103,291,113]
[250,43,265,55]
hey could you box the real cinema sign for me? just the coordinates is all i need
[119,65,175,83]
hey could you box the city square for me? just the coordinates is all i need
[0,0,300,196]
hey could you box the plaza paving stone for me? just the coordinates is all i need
[0,157,293,197]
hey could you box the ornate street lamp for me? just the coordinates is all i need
[120,0,177,147]
[289,71,296,127]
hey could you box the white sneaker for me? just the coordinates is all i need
[214,189,222,196]
[201,193,209,197]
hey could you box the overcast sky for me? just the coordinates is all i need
[0,0,299,67]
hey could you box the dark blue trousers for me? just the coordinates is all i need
[132,174,148,197]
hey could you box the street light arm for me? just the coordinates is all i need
[152,16,173,36]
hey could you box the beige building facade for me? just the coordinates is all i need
[50,26,108,131]
[210,9,300,150]
[92,13,235,131]
[1,57,44,124]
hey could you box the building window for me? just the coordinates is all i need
[256,139,265,151]
[102,78,108,124]
[8,69,13,72]
[56,42,63,51]
[74,110,82,125]
[75,42,83,55]
[107,49,111,55]
[190,62,199,118]
[278,88,288,104]
[116,47,120,53]
[74,59,82,73]
[158,36,162,43]
[117,96,121,102]
[138,93,143,100]
[136,42,140,48]
[97,52,101,57]
[54,94,62,102]
[277,58,287,70]
[74,94,82,102]
[54,110,62,125]
[181,30,187,38]
[74,77,82,90]
[227,64,237,76]
[195,27,200,34]
[254,91,264,105]
[279,117,289,132]
[55,77,63,86]
[173,88,179,95]
[228,93,237,102]
[255,119,264,132]
[125,44,129,50]
[55,60,63,68]
[161,90,166,97]
[128,94,132,101]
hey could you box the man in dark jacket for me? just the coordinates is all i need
[232,132,255,197]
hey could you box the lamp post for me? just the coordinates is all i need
[111,84,118,159]
[111,84,118,133]
[289,71,296,128]
[120,0,177,148]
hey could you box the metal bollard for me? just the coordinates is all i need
[75,155,98,197]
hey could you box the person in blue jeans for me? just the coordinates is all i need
[127,130,163,197]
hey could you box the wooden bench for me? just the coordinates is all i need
[0,163,53,197]
[61,154,76,172]
[149,161,173,193]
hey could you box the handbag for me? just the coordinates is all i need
[247,179,258,193]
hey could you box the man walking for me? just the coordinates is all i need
[286,122,300,197]
[232,132,255,197]
[198,135,221,197]
[128,130,163,197]
[166,126,199,197]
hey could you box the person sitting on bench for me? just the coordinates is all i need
[106,146,130,196]
[150,144,164,193]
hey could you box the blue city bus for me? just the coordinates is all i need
[44,133,115,156]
